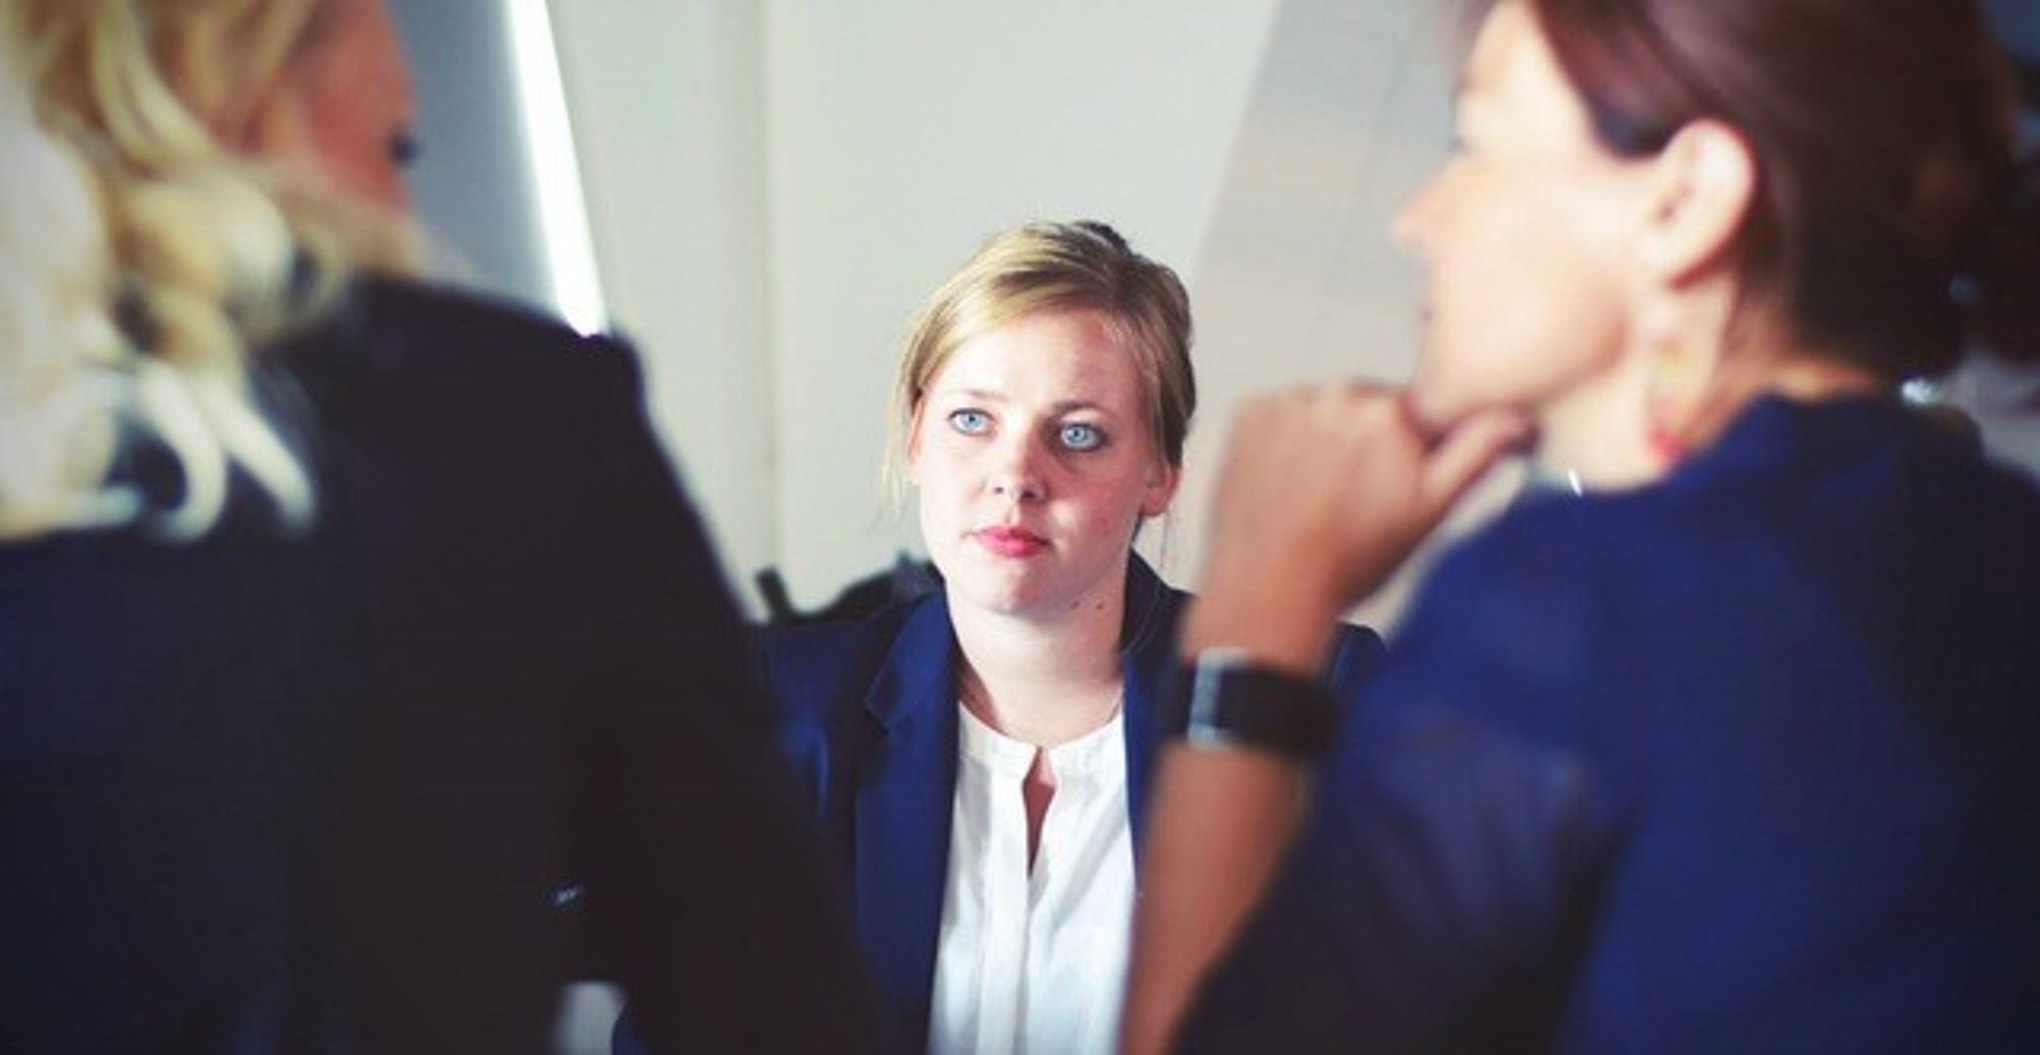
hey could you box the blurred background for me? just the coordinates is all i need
[389,0,2040,623]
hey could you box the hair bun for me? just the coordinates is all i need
[1962,148,2040,363]
[1073,220,1130,252]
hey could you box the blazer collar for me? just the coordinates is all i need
[861,592,959,730]
[858,557,1179,729]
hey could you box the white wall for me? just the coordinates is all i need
[454,1,2040,624]
[761,2,1284,607]
[389,3,554,311]
[1175,0,1470,625]
[547,0,1464,613]
[547,0,778,604]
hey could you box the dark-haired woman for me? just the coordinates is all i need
[1125,0,2040,1050]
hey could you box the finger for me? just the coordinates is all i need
[1418,409,1532,513]
[1334,378,1402,401]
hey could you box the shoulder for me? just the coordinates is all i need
[1122,558,1191,658]
[351,276,633,370]
[1427,398,2040,626]
[1120,557,1383,694]
[279,277,660,479]
[283,276,646,424]
[761,597,930,730]
[1358,490,1661,755]
[1409,478,1716,631]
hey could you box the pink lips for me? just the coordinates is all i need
[974,525,1048,558]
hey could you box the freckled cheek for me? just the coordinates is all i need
[1059,477,1152,535]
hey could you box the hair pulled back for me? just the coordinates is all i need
[1491,0,2040,375]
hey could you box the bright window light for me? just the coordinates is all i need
[506,0,608,336]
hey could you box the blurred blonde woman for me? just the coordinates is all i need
[0,1,881,1051]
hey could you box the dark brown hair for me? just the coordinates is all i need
[1486,0,2040,373]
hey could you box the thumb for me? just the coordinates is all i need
[1418,409,1531,516]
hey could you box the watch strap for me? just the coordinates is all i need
[1168,648,1339,760]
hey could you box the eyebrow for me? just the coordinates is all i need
[934,388,1114,416]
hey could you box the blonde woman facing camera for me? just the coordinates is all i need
[775,222,1380,1053]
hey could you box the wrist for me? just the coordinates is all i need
[1181,579,1345,677]
[1166,648,1340,761]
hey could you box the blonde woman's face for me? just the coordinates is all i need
[1391,1,1650,431]
[908,309,1178,620]
[284,0,417,209]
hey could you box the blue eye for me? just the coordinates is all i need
[948,409,991,435]
[1059,422,1103,451]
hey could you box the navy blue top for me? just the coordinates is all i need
[0,279,883,1054]
[1184,395,2040,1052]
[765,557,1384,1050]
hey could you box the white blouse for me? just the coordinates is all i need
[927,704,1136,1055]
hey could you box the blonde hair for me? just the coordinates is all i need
[0,35,137,536]
[144,0,424,273]
[0,0,411,541]
[886,220,1197,506]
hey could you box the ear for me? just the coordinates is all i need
[1636,119,1758,287]
[1140,461,1181,518]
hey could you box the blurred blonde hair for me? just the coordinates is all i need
[0,0,417,540]
[885,220,1197,510]
[0,32,137,536]
[143,0,424,273]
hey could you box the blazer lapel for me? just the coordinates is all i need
[855,594,961,1044]
[1119,557,1181,861]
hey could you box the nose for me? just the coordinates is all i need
[987,433,1047,502]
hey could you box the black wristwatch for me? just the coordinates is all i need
[1168,648,1339,760]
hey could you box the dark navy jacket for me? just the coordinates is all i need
[0,279,882,1054]
[1185,396,2040,1052]
[764,557,1383,1049]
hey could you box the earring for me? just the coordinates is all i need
[1642,322,1702,467]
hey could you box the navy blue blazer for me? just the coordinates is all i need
[1184,395,2040,1052]
[764,556,1383,1049]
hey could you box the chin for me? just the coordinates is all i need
[952,582,1050,619]
[944,560,1047,616]
[1405,377,1471,434]
[1410,374,1545,440]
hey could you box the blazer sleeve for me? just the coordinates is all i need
[1178,524,1613,1052]
[758,624,837,816]
[316,284,885,1054]
[563,338,887,1055]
